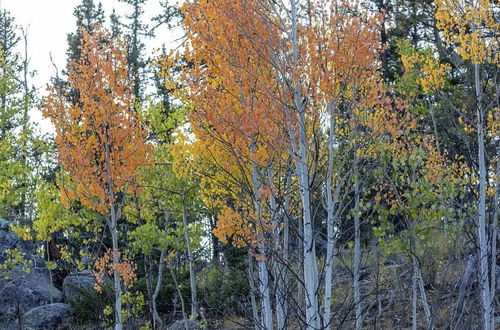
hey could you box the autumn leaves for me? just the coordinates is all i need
[38,0,500,328]
[42,26,151,330]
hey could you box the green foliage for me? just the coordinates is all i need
[0,46,29,220]
[33,179,91,241]
[0,42,53,224]
[0,248,31,278]
[145,102,188,143]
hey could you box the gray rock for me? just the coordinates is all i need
[0,219,46,270]
[0,219,61,326]
[497,265,500,294]
[168,319,200,330]
[23,303,73,330]
[0,218,10,230]
[62,270,96,302]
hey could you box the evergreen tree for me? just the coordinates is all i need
[0,9,19,112]
[0,10,50,223]
[66,0,105,62]
[117,0,150,102]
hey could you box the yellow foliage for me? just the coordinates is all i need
[435,0,499,65]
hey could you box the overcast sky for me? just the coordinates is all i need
[1,0,181,131]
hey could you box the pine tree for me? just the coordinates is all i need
[117,0,150,102]
[66,0,105,62]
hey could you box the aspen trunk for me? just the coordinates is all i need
[268,167,286,330]
[297,110,319,330]
[475,62,492,330]
[490,134,500,330]
[251,141,273,330]
[417,262,432,328]
[409,226,432,329]
[110,207,123,330]
[289,1,320,327]
[412,259,418,330]
[105,141,123,330]
[411,254,432,328]
[274,263,286,330]
[258,258,272,329]
[323,102,339,328]
[144,255,154,328]
[181,194,198,318]
[429,103,440,154]
[453,254,477,326]
[152,250,165,329]
[168,260,188,327]
[247,256,261,329]
[353,177,362,330]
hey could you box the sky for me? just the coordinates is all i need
[1,0,181,132]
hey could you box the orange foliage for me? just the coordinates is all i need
[177,0,384,249]
[178,0,287,248]
[94,249,137,292]
[42,25,151,213]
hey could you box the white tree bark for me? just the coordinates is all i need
[408,224,432,329]
[417,261,432,328]
[353,176,362,330]
[412,259,418,330]
[490,139,499,330]
[323,101,340,328]
[152,250,165,329]
[268,167,286,330]
[105,142,122,330]
[289,1,320,328]
[110,207,123,330]
[411,254,432,329]
[247,256,261,330]
[490,83,500,329]
[475,62,492,330]
[181,192,198,319]
[258,258,272,330]
[251,141,273,330]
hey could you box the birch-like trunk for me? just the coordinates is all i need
[353,177,362,330]
[268,168,286,330]
[412,259,418,330]
[409,226,432,329]
[453,254,477,326]
[251,141,273,330]
[429,102,441,154]
[181,193,198,318]
[416,260,432,328]
[168,260,188,327]
[281,168,291,328]
[274,255,286,330]
[289,1,320,327]
[151,251,165,329]
[490,140,499,330]
[110,207,123,330]
[475,62,492,330]
[323,101,339,328]
[258,258,272,330]
[411,254,432,329]
[105,142,122,330]
[144,255,154,328]
[297,100,319,330]
[247,256,261,329]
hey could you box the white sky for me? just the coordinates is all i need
[1,0,182,132]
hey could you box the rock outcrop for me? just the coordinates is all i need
[168,319,200,330]
[62,269,96,302]
[0,219,63,328]
[23,303,73,330]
